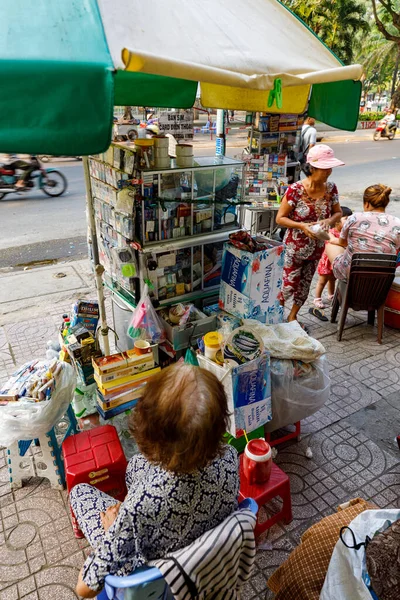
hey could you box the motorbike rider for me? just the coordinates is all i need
[0,154,36,189]
[381,109,397,135]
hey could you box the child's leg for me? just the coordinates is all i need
[327,275,336,298]
[69,483,117,549]
[315,275,329,307]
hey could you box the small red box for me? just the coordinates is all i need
[62,425,127,537]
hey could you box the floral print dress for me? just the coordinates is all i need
[281,181,339,306]
[69,445,239,593]
[333,211,400,281]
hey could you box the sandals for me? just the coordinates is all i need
[309,307,328,322]
[313,298,325,309]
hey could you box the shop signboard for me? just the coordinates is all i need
[158,109,194,140]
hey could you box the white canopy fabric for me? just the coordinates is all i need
[98,0,362,90]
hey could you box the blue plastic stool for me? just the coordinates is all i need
[8,405,78,490]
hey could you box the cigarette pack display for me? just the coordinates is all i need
[95,366,161,396]
[93,347,154,374]
[94,357,155,384]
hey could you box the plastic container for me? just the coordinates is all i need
[154,147,169,158]
[243,438,272,484]
[155,157,170,169]
[204,331,224,361]
[154,135,169,149]
[134,139,154,168]
[384,275,400,329]
[176,144,193,157]
[176,157,194,168]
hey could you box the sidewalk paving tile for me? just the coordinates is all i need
[0,266,399,599]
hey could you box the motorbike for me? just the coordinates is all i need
[0,156,67,200]
[373,119,397,141]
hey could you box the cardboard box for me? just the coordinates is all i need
[94,357,155,384]
[198,353,272,437]
[95,367,161,397]
[93,347,154,374]
[219,237,285,325]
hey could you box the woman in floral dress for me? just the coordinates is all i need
[276,145,344,323]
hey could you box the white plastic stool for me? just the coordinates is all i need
[7,405,77,490]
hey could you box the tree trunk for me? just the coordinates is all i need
[391,47,400,98]
[123,106,133,121]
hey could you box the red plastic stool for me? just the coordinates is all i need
[62,425,127,538]
[239,456,292,537]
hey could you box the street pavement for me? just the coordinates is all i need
[1,130,400,268]
[0,259,399,600]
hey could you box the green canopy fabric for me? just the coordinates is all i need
[0,0,363,155]
[309,80,362,131]
[0,0,114,155]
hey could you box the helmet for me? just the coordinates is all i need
[146,124,160,136]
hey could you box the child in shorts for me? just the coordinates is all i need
[310,207,353,320]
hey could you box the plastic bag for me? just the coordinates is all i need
[0,362,76,446]
[242,319,326,362]
[265,355,330,432]
[127,284,166,343]
[321,509,400,600]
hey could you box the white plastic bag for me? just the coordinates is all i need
[127,284,165,343]
[265,355,330,432]
[0,363,76,446]
[321,509,400,600]
[242,319,326,362]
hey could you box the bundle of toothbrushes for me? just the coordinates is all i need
[0,359,75,446]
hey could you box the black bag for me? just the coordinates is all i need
[297,125,311,165]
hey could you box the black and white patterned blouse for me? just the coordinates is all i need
[78,445,239,591]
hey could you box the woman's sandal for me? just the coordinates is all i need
[308,307,328,322]
[313,298,325,309]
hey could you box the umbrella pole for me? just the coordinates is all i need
[82,156,110,355]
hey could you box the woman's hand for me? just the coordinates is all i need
[100,503,121,532]
[300,223,319,240]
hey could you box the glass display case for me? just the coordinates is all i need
[89,145,245,311]
[137,156,244,245]
[139,232,229,306]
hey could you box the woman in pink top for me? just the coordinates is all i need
[326,184,400,280]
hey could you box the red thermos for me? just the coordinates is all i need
[243,438,272,484]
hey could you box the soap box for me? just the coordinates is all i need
[219,237,285,324]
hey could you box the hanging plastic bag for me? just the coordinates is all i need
[0,362,76,446]
[184,347,199,366]
[127,284,166,343]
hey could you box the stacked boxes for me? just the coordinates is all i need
[93,347,160,419]
[219,237,285,325]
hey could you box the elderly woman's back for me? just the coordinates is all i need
[71,364,239,598]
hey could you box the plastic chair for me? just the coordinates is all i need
[96,498,258,600]
[201,121,211,134]
[331,253,397,343]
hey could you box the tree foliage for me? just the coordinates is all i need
[285,0,369,64]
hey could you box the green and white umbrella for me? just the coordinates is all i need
[1,0,363,155]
